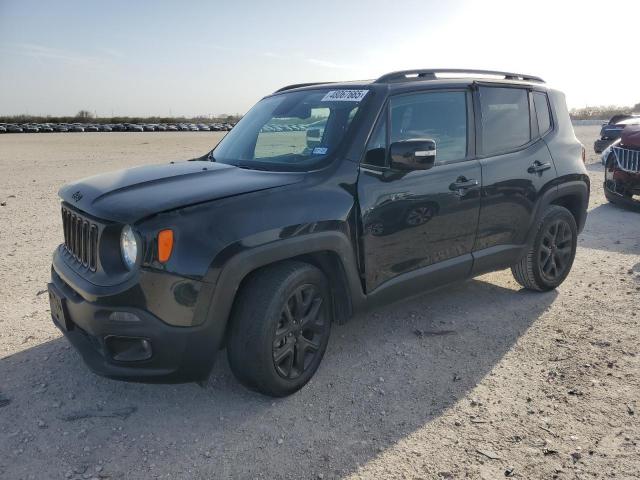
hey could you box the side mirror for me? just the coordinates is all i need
[390,139,436,171]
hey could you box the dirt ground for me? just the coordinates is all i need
[0,127,638,480]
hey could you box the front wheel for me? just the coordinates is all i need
[227,261,332,397]
[512,205,577,291]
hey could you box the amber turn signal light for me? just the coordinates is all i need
[157,229,174,263]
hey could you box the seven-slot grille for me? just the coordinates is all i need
[613,146,640,173]
[61,206,99,271]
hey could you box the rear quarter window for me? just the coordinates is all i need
[533,92,552,135]
[479,87,530,155]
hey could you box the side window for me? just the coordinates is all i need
[390,91,467,163]
[479,87,530,155]
[363,114,387,167]
[533,91,552,135]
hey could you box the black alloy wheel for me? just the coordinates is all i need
[538,219,573,283]
[272,284,328,379]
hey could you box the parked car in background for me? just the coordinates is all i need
[0,125,6,133]
[594,115,640,153]
[0,120,239,134]
[603,125,640,210]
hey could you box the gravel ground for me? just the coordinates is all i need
[0,126,638,480]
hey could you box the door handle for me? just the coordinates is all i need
[449,177,479,196]
[527,161,552,174]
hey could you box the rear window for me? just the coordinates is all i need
[479,87,531,155]
[533,92,552,135]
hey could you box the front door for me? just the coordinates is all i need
[357,89,481,292]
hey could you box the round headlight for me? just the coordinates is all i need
[120,225,138,269]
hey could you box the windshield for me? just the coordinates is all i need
[212,88,368,171]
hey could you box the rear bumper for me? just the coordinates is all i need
[50,252,220,383]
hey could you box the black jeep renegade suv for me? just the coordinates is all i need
[49,69,590,396]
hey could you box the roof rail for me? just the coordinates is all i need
[273,82,333,93]
[375,69,544,84]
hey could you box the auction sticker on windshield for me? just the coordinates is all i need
[321,90,369,102]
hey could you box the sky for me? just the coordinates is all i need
[1,0,639,117]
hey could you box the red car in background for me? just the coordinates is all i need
[604,125,640,210]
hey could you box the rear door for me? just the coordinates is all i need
[357,89,481,291]
[472,85,556,273]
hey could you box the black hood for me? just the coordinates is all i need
[59,161,304,223]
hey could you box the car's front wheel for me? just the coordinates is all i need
[227,261,332,397]
[512,205,577,291]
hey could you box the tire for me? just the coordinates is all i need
[227,261,332,397]
[511,205,577,292]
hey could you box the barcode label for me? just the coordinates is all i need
[321,90,369,102]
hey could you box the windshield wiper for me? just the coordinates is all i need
[236,163,272,171]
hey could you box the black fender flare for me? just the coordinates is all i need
[189,231,366,376]
[554,179,589,233]
[526,179,589,242]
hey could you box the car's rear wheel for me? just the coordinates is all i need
[512,205,577,291]
[227,261,332,397]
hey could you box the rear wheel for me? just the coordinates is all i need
[512,205,577,291]
[227,261,332,397]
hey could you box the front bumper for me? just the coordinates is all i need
[50,251,220,383]
[604,183,640,211]
[604,166,640,211]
